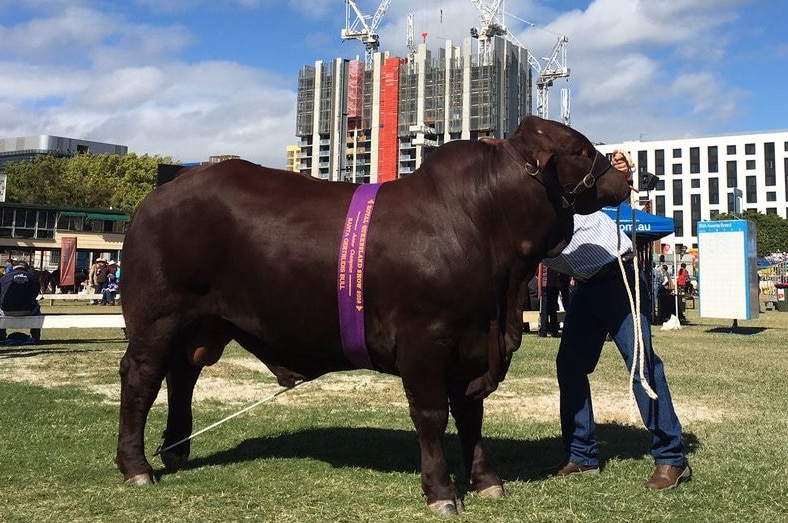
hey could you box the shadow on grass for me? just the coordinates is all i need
[0,340,116,359]
[705,326,768,335]
[177,424,698,485]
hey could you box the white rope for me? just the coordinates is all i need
[613,157,657,422]
[153,381,305,456]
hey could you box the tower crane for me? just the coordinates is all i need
[469,0,571,124]
[341,0,392,69]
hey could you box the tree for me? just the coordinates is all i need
[712,210,788,255]
[5,152,173,214]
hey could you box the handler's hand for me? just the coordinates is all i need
[611,149,633,173]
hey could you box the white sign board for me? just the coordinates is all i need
[697,220,759,320]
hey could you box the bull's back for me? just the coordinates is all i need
[120,161,357,342]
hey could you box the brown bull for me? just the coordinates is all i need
[115,116,632,515]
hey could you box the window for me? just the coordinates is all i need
[656,179,665,191]
[708,145,718,172]
[746,176,757,203]
[672,164,683,175]
[673,179,683,205]
[745,143,755,155]
[766,208,777,215]
[727,145,736,154]
[655,149,665,175]
[673,210,684,237]
[637,150,648,176]
[655,195,665,216]
[726,161,737,188]
[673,148,682,158]
[767,191,777,202]
[691,179,700,189]
[710,209,720,219]
[765,142,776,185]
[746,159,756,170]
[708,178,719,204]
[690,147,700,173]
[691,194,701,236]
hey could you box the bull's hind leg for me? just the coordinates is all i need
[158,359,203,471]
[116,341,169,485]
[448,385,505,499]
[160,318,231,471]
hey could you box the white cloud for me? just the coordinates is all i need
[0,4,296,167]
[0,0,768,170]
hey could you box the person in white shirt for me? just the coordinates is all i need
[542,151,691,490]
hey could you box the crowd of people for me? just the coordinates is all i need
[87,257,121,305]
[0,255,121,344]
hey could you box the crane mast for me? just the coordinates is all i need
[341,0,392,69]
[469,0,571,124]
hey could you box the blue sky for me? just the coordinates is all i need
[1,0,786,167]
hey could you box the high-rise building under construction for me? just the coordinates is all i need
[295,36,531,183]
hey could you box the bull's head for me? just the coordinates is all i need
[506,116,632,214]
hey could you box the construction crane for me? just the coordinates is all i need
[469,0,508,66]
[341,0,392,69]
[469,0,571,124]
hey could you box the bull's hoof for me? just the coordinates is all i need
[160,450,188,471]
[478,484,507,499]
[124,473,155,486]
[428,498,464,516]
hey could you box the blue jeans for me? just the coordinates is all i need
[556,262,685,466]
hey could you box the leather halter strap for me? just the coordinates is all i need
[502,141,612,211]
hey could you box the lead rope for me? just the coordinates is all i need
[153,380,306,457]
[614,156,657,422]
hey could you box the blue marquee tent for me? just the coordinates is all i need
[602,203,675,243]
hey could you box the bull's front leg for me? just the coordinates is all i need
[115,343,168,485]
[448,384,505,499]
[401,375,462,516]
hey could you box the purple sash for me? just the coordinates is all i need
[337,183,381,369]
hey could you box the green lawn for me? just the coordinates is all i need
[0,307,786,522]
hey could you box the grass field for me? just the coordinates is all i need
[0,304,786,522]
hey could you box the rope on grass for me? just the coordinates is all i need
[153,380,306,457]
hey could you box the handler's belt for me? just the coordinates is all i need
[584,251,635,283]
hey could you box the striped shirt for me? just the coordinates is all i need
[542,211,633,281]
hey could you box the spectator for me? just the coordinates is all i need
[659,264,673,296]
[89,258,109,304]
[0,260,42,343]
[538,263,561,338]
[102,271,119,305]
[676,263,690,295]
[559,272,574,312]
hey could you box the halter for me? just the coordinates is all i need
[502,142,613,211]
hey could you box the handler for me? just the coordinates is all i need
[542,151,691,490]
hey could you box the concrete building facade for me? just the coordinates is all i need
[598,130,788,250]
[294,36,531,183]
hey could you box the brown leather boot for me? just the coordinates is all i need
[645,463,691,490]
[551,461,600,477]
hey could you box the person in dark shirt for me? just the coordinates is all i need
[0,260,42,343]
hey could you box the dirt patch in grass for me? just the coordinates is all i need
[0,351,727,425]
